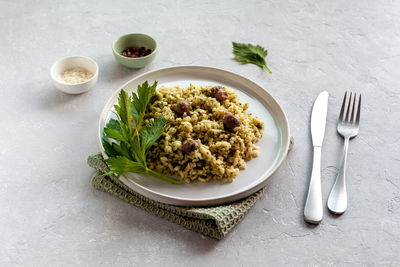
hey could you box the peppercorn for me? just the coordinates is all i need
[121,47,152,58]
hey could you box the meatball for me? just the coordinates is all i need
[210,86,228,102]
[182,140,199,153]
[171,101,190,116]
[223,112,241,131]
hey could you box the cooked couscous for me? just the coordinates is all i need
[145,84,264,183]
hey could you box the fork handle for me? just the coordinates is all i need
[304,146,323,224]
[327,137,349,214]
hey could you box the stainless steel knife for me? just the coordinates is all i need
[304,91,329,224]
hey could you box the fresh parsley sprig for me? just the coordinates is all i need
[232,42,272,74]
[102,81,180,184]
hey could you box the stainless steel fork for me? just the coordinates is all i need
[327,92,361,214]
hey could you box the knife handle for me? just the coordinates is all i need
[304,146,323,224]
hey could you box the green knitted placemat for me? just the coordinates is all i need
[88,153,265,239]
[87,138,292,239]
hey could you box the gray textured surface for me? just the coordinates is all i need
[1,0,399,266]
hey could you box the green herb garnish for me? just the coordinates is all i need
[102,80,180,184]
[232,42,272,74]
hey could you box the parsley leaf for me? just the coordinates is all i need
[104,128,125,142]
[112,142,132,160]
[102,136,118,157]
[105,156,147,175]
[106,118,121,132]
[232,42,272,74]
[130,134,146,165]
[102,81,180,184]
[114,89,132,125]
[140,117,168,154]
[131,81,158,125]
[131,102,139,125]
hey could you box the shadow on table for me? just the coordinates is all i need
[39,85,80,109]
[18,80,85,112]
[91,186,220,252]
[96,56,144,84]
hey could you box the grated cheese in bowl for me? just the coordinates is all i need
[58,67,94,84]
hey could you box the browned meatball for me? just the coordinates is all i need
[182,140,198,153]
[223,112,241,131]
[171,101,190,116]
[210,86,228,102]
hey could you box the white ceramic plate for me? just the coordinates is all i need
[98,66,290,206]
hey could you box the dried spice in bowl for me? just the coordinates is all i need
[121,46,152,58]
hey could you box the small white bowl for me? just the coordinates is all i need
[50,56,98,94]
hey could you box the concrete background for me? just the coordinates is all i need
[1,0,399,266]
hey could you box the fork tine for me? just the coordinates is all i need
[345,92,352,122]
[339,92,347,121]
[351,93,357,123]
[356,94,361,125]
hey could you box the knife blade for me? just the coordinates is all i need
[304,91,329,224]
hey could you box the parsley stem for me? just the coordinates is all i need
[146,168,181,184]
[263,65,272,74]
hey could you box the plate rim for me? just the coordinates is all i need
[97,65,290,206]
